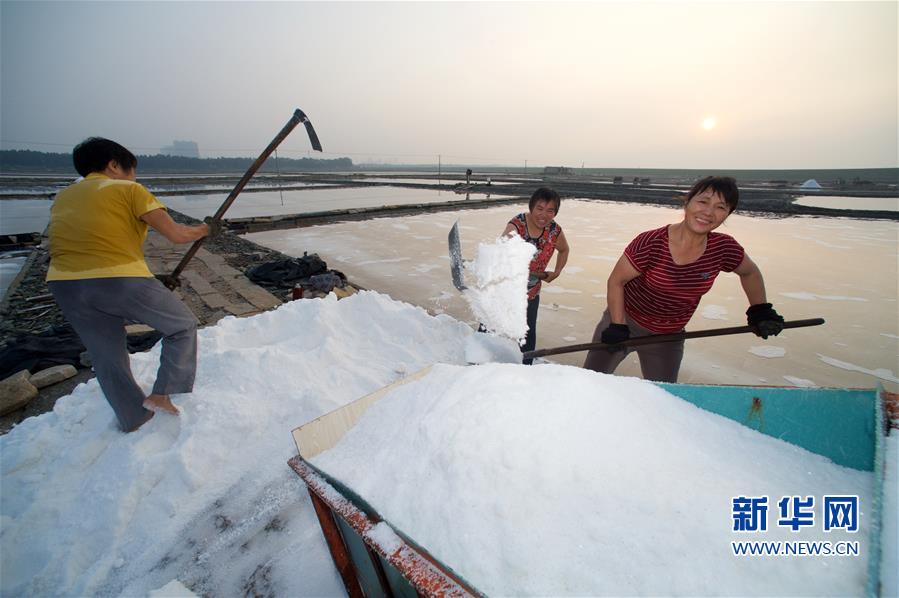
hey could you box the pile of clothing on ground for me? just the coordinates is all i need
[246,252,348,295]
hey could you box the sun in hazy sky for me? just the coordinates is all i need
[1,2,896,167]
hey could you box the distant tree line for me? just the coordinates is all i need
[0,149,353,174]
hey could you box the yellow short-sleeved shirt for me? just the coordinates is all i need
[47,173,166,281]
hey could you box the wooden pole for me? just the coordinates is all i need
[523,318,825,361]
[167,109,314,285]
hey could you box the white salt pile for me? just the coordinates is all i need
[312,363,873,596]
[462,234,535,341]
[1,286,893,596]
[0,292,518,597]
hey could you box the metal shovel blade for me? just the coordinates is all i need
[448,221,467,291]
[304,119,323,152]
[293,108,323,152]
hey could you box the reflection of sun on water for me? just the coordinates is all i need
[702,116,716,130]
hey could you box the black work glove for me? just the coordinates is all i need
[155,274,181,290]
[601,323,631,351]
[203,216,223,239]
[746,303,785,339]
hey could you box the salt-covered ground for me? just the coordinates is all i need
[0,186,497,301]
[247,199,899,391]
[793,195,899,212]
[312,363,873,596]
[1,288,896,596]
[0,198,53,235]
[161,186,496,220]
[0,251,30,298]
[339,177,466,185]
[1,189,897,596]
[0,292,519,596]
[0,200,54,299]
[0,186,499,238]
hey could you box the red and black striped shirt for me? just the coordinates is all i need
[623,225,744,333]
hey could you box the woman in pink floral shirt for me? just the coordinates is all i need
[502,187,570,364]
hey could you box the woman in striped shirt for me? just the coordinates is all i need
[583,176,784,382]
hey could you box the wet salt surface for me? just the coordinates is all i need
[342,177,464,185]
[0,219,894,597]
[147,181,337,193]
[0,198,53,234]
[749,345,787,358]
[312,363,873,596]
[1,191,895,392]
[702,304,730,320]
[161,186,500,220]
[817,354,899,384]
[352,177,521,186]
[1,252,29,298]
[0,200,54,293]
[0,186,494,230]
[781,291,868,302]
[246,199,899,391]
[793,195,899,212]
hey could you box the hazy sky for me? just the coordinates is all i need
[1,1,896,169]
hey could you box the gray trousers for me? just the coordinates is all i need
[582,309,684,383]
[48,277,198,431]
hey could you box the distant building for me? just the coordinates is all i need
[160,140,199,158]
[543,166,571,175]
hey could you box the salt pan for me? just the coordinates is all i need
[818,354,899,383]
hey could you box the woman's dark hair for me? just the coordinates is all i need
[72,137,138,177]
[529,186,561,213]
[684,176,739,213]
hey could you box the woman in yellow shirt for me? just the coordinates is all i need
[48,138,210,432]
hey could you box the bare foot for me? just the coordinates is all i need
[143,394,181,416]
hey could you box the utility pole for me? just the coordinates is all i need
[524,159,527,175]
[438,154,441,185]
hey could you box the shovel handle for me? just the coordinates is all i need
[523,318,825,361]
[169,109,317,282]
